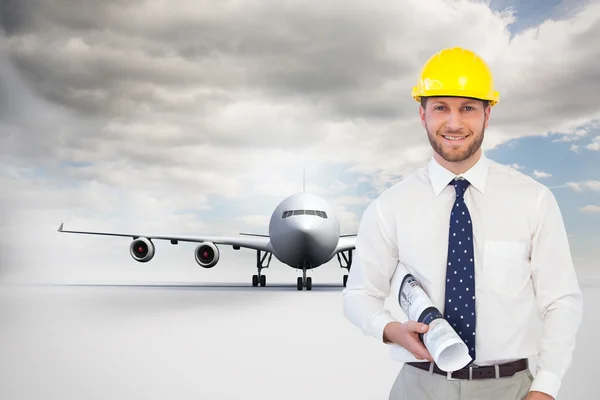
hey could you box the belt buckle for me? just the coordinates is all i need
[446,365,501,381]
[448,365,475,381]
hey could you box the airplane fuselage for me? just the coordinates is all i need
[268,192,340,269]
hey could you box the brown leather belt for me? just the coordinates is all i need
[406,359,529,380]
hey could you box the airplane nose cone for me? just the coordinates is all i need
[284,217,335,265]
[286,220,310,250]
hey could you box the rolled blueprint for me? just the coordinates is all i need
[397,266,472,372]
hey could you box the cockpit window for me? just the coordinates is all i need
[282,209,328,219]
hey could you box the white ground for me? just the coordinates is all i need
[0,279,597,399]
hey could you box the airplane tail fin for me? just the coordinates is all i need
[303,169,305,193]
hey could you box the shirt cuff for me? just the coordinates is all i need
[529,369,562,399]
[371,311,396,343]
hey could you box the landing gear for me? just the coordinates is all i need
[337,250,353,287]
[252,250,272,287]
[252,274,266,287]
[297,267,312,291]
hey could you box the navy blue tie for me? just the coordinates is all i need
[444,178,476,362]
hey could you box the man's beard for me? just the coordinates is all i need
[426,123,485,162]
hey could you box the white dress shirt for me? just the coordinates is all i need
[342,151,583,399]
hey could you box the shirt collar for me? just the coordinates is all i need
[428,151,489,196]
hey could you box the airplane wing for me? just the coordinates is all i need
[335,234,356,253]
[57,223,273,252]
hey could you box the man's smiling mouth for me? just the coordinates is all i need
[441,134,470,141]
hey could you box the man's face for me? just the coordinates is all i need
[419,96,490,163]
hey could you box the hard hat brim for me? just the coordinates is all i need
[412,87,499,106]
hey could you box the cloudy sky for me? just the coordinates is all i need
[0,0,599,284]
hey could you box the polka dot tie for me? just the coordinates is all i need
[444,177,476,362]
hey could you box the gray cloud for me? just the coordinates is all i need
[3,1,598,170]
[3,0,414,120]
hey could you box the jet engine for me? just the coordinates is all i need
[129,237,155,262]
[194,242,219,268]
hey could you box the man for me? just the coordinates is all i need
[342,47,583,400]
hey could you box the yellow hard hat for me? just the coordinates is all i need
[411,47,499,106]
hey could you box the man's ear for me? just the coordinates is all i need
[419,105,426,128]
[484,104,491,128]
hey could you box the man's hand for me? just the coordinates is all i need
[525,391,554,400]
[383,321,433,362]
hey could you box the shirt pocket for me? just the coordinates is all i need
[482,240,531,297]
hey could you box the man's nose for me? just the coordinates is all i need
[446,110,463,131]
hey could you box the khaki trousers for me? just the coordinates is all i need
[389,363,534,400]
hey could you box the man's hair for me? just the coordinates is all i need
[420,96,489,109]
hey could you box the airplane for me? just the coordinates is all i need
[57,180,356,291]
